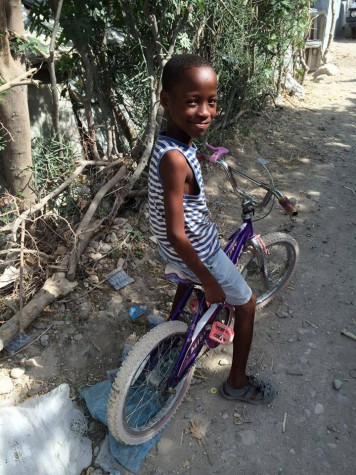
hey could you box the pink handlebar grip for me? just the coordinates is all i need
[205,143,230,163]
[278,196,298,217]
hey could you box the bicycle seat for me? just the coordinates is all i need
[163,263,198,284]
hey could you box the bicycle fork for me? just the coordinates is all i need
[249,235,271,288]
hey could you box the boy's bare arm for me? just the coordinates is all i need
[160,150,225,304]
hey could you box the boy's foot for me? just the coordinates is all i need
[220,375,277,404]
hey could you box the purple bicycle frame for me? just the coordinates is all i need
[166,215,254,389]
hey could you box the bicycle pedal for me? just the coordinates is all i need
[209,321,234,345]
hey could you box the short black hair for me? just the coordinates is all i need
[162,54,213,92]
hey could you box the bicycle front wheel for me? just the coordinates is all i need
[238,232,299,309]
[107,321,194,445]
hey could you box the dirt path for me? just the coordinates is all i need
[1,40,355,475]
[134,39,356,475]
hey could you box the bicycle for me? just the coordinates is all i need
[107,143,299,445]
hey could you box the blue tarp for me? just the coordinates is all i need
[80,380,162,474]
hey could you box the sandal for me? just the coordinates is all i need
[220,375,277,404]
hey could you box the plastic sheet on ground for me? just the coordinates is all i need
[80,379,162,474]
[0,384,92,475]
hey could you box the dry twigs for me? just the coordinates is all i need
[343,185,356,196]
[4,162,88,238]
[282,412,287,433]
[0,157,130,349]
[341,329,356,342]
[66,165,126,280]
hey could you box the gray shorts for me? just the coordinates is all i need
[167,248,252,306]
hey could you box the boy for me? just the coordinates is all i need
[148,54,276,404]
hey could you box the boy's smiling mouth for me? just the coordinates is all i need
[191,121,210,128]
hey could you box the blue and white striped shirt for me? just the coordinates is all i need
[148,134,220,265]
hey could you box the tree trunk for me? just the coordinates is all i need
[322,0,336,63]
[0,0,36,205]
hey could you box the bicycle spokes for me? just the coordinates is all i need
[124,337,183,430]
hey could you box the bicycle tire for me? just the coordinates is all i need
[107,321,194,445]
[238,232,299,309]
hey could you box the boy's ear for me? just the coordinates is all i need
[160,90,170,110]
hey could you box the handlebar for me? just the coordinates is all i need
[205,143,298,217]
[278,196,298,217]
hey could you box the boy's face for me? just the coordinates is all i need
[161,66,218,145]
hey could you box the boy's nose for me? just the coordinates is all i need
[197,103,209,118]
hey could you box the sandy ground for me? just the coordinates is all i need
[0,39,355,475]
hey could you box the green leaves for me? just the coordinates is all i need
[26,0,309,161]
[32,136,79,200]
[0,134,6,153]
[128,229,143,242]
[177,32,191,50]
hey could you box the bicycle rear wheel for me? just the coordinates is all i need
[238,232,299,309]
[107,321,193,445]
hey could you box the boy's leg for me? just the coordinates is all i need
[224,293,277,403]
[228,293,256,389]
[169,282,190,318]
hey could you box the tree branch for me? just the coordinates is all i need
[0,67,40,93]
[8,30,49,60]
[6,162,87,238]
[166,4,193,64]
[2,159,123,237]
[0,249,55,260]
[0,273,78,352]
[148,13,164,59]
[322,0,335,63]
[66,165,127,280]
[48,0,64,137]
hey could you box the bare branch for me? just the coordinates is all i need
[48,0,64,137]
[0,67,40,93]
[148,13,164,59]
[0,122,14,142]
[1,159,125,238]
[77,166,126,237]
[5,163,88,237]
[166,4,193,60]
[322,0,335,63]
[0,273,78,352]
[66,165,127,280]
[0,249,55,260]
[49,0,64,53]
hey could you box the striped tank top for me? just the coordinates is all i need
[148,133,220,265]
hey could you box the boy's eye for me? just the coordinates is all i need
[209,99,217,106]
[187,100,197,105]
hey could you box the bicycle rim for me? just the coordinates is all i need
[238,232,299,308]
[108,321,193,445]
